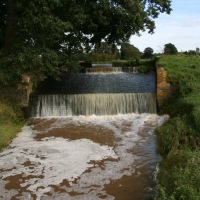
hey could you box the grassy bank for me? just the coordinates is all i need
[0,97,24,152]
[155,55,200,199]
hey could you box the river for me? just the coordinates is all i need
[0,113,168,200]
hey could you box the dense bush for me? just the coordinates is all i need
[112,59,155,69]
[138,65,151,73]
[155,150,200,200]
[112,60,137,67]
[88,52,117,62]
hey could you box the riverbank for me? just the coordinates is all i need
[0,98,24,152]
[155,55,200,199]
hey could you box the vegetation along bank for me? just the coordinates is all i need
[155,55,200,199]
[0,96,24,152]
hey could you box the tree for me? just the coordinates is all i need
[88,42,120,61]
[188,50,196,56]
[142,47,154,58]
[0,0,172,84]
[196,47,199,55]
[164,43,178,55]
[94,42,113,54]
[120,43,140,60]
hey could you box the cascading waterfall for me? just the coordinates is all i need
[29,66,157,117]
[1,65,166,200]
[29,93,156,117]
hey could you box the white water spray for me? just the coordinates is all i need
[29,93,157,117]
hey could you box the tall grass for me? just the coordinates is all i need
[0,97,24,152]
[155,55,200,199]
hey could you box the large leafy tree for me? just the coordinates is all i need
[89,42,120,61]
[0,0,172,83]
[120,43,141,60]
[164,43,178,55]
[142,47,154,58]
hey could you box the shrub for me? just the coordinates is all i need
[155,150,200,200]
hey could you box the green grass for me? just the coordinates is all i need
[156,150,200,200]
[0,98,24,152]
[155,55,200,199]
[0,122,23,151]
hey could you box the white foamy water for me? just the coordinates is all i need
[0,114,168,200]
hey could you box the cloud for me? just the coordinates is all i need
[130,0,200,53]
[157,15,200,28]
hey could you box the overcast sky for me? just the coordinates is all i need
[130,0,200,53]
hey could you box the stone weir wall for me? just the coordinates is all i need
[156,67,177,105]
[0,69,176,111]
[0,75,32,107]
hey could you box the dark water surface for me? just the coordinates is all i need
[36,72,156,94]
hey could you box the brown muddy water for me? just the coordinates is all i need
[0,114,168,200]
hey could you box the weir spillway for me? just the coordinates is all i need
[1,67,167,199]
[29,69,157,117]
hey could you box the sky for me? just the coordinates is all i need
[130,0,200,53]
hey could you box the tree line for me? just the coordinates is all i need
[80,42,194,62]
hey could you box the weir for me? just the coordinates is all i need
[29,67,157,117]
[29,93,156,117]
[86,67,122,73]
[1,66,166,200]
